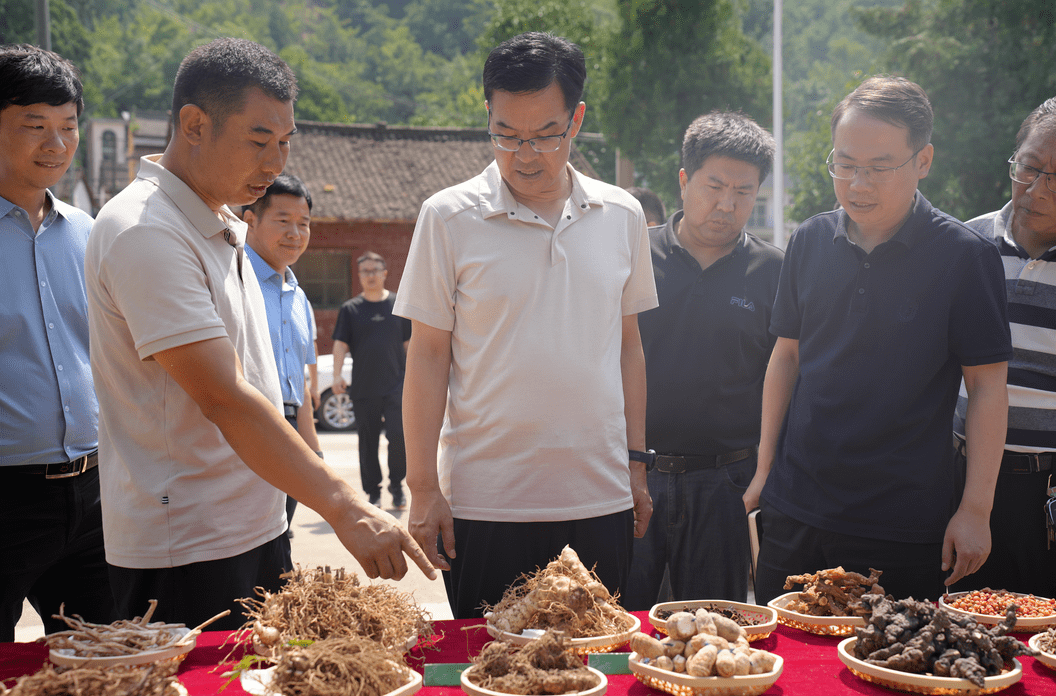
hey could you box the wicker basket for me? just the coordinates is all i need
[648,600,777,643]
[627,652,782,696]
[766,592,864,637]
[460,665,606,696]
[939,592,1056,633]
[484,613,640,654]
[837,637,1022,695]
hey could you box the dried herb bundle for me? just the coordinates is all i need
[466,631,599,695]
[269,636,412,696]
[240,566,431,654]
[487,546,630,638]
[45,601,225,658]
[0,663,180,696]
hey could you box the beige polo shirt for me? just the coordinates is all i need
[86,155,286,568]
[394,161,658,522]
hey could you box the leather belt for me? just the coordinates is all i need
[283,403,299,418]
[3,451,99,479]
[1001,450,1054,474]
[955,437,1053,474]
[655,448,754,474]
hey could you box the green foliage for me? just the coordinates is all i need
[603,0,772,210]
[404,0,491,59]
[855,0,1056,221]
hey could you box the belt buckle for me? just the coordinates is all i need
[45,455,87,479]
[656,456,686,474]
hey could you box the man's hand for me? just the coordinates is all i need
[310,387,321,410]
[742,468,768,514]
[941,507,991,586]
[332,376,347,396]
[630,462,652,537]
[408,488,455,572]
[331,497,436,580]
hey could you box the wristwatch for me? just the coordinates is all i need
[629,449,657,471]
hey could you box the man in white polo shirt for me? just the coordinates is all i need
[396,31,658,618]
[86,38,433,630]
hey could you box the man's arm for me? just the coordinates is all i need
[308,341,320,410]
[153,336,435,581]
[621,314,652,538]
[403,320,455,571]
[297,384,321,452]
[744,336,799,512]
[942,361,1008,586]
[332,339,350,395]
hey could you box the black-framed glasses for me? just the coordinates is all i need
[826,146,925,182]
[487,111,575,153]
[1008,157,1056,193]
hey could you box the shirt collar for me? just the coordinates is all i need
[476,160,603,220]
[136,155,247,243]
[993,199,1056,260]
[245,243,298,287]
[833,190,926,251]
[659,209,746,268]
[0,189,74,224]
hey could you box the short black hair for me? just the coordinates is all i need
[0,44,83,116]
[831,75,933,152]
[1015,97,1056,150]
[244,173,312,218]
[357,251,386,269]
[625,187,666,226]
[171,38,297,132]
[482,32,586,115]
[682,111,775,185]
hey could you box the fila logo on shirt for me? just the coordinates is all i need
[730,297,756,312]
[371,314,385,322]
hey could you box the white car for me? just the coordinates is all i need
[312,353,356,432]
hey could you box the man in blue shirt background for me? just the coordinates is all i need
[244,173,323,536]
[0,44,114,640]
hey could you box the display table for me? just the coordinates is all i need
[2,612,1053,695]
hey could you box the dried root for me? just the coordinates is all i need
[853,594,1037,688]
[465,631,600,695]
[238,565,432,654]
[783,567,884,616]
[270,636,413,696]
[633,611,778,678]
[487,546,630,638]
[0,663,181,696]
[44,601,227,658]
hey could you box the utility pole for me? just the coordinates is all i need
[36,0,52,51]
[773,0,784,248]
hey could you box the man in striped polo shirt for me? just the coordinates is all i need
[955,97,1056,597]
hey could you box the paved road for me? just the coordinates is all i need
[15,431,452,642]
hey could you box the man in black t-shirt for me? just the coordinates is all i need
[333,252,412,508]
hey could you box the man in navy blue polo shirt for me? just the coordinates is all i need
[624,111,782,608]
[745,76,1012,602]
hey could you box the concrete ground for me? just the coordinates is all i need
[14,430,452,642]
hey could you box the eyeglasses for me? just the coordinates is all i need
[1008,157,1056,193]
[826,147,925,182]
[487,111,575,153]
[358,269,385,276]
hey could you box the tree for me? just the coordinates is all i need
[855,0,1056,221]
[603,0,771,209]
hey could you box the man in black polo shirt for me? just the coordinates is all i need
[745,76,1012,602]
[624,111,783,608]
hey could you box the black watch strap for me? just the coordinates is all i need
[629,449,657,471]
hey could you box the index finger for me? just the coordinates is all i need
[402,530,438,580]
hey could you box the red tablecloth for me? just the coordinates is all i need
[3,612,1055,695]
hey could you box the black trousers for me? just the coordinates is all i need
[0,465,115,641]
[441,510,634,620]
[352,391,406,495]
[754,499,945,604]
[109,533,291,632]
[950,450,1056,597]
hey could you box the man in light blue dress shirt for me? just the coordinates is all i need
[0,44,114,640]
[244,174,322,536]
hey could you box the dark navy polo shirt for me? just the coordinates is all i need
[332,293,412,400]
[640,211,784,455]
[762,192,1012,543]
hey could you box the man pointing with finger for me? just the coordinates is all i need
[86,38,433,629]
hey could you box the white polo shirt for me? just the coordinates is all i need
[394,161,658,522]
[86,155,286,568]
